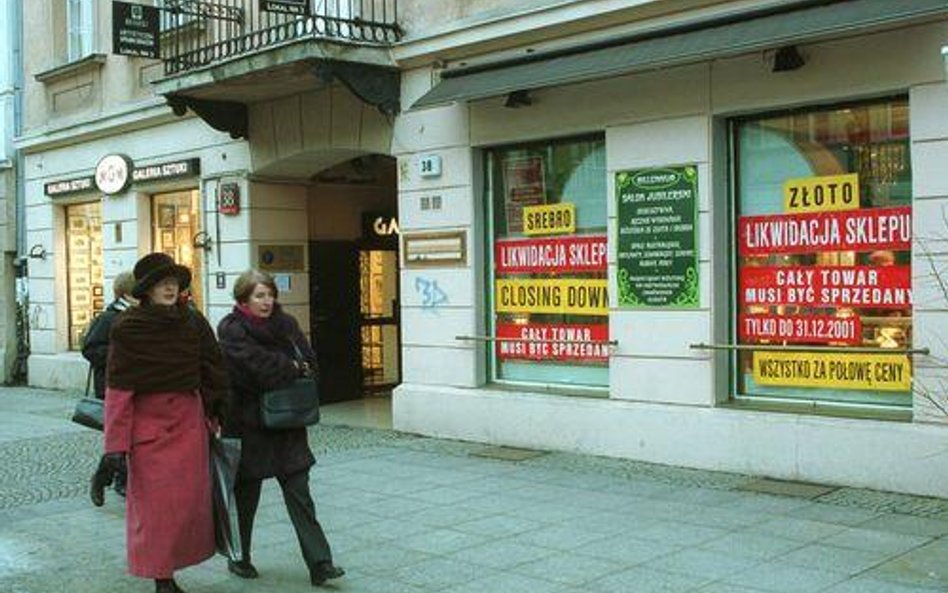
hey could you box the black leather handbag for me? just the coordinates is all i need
[260,342,320,429]
[71,367,104,431]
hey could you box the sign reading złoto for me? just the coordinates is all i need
[783,173,860,214]
[616,166,699,307]
[112,1,159,59]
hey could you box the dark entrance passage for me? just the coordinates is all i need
[310,241,362,404]
[309,236,401,403]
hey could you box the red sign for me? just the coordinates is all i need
[739,314,862,345]
[496,323,609,362]
[739,206,911,256]
[740,265,911,308]
[495,235,607,274]
[218,182,240,215]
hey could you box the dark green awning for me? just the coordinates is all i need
[413,0,948,108]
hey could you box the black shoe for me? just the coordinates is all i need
[228,559,259,579]
[155,579,185,593]
[310,562,345,586]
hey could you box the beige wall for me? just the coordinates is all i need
[21,0,162,132]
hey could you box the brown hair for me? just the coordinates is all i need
[233,269,279,304]
[113,271,137,299]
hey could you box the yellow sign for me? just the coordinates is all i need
[783,174,860,214]
[523,203,575,235]
[753,351,911,392]
[496,278,608,315]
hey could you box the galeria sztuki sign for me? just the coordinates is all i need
[112,1,160,59]
[45,157,201,198]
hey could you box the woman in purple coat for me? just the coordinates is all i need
[103,253,229,593]
[217,269,344,587]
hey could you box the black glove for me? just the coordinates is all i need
[104,452,127,475]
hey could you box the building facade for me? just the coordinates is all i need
[15,0,948,496]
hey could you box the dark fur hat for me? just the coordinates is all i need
[131,253,191,299]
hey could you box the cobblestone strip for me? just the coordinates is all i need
[0,432,100,509]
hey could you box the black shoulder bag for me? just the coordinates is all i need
[71,366,104,431]
[259,340,320,429]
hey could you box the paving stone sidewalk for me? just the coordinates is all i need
[1,386,947,593]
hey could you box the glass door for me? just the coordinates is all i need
[359,249,400,391]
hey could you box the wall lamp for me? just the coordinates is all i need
[504,90,533,108]
[192,231,213,252]
[772,45,806,72]
[28,244,47,260]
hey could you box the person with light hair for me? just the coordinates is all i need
[84,271,138,500]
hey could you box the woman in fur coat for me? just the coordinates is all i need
[103,253,229,593]
[218,269,344,587]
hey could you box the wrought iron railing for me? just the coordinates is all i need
[160,0,401,76]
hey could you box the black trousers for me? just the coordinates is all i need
[234,470,333,573]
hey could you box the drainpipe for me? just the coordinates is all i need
[11,0,28,383]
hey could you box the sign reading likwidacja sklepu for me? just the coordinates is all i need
[616,165,699,307]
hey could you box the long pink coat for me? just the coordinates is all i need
[105,388,215,579]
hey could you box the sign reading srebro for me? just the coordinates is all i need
[616,165,699,307]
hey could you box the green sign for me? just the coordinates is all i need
[616,166,699,307]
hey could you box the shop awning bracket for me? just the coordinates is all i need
[690,343,930,356]
[166,95,248,140]
[312,61,401,116]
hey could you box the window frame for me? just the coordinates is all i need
[482,132,610,392]
[727,95,913,413]
[66,0,96,62]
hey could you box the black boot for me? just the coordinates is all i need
[310,562,345,586]
[155,579,186,593]
[228,559,259,579]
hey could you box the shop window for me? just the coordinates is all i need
[485,135,609,388]
[732,97,912,408]
[66,0,95,62]
[66,202,104,350]
[152,191,203,310]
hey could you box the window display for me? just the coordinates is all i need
[732,98,912,407]
[486,135,609,387]
[152,191,203,310]
[66,202,104,350]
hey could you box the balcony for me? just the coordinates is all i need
[152,0,402,139]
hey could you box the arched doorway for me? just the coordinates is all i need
[306,155,400,406]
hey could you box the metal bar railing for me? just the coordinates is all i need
[162,0,401,76]
[690,343,930,356]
